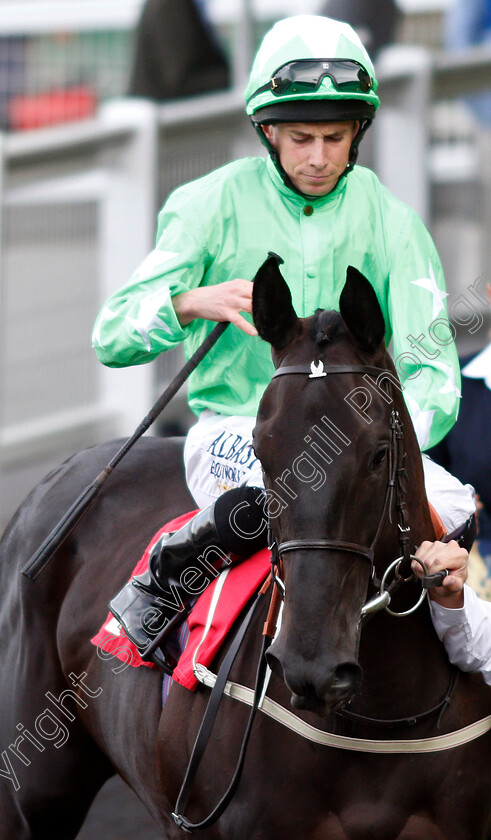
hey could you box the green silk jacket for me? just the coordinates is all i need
[92,156,460,450]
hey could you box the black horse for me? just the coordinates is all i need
[0,257,490,839]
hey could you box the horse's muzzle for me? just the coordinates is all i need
[266,648,362,717]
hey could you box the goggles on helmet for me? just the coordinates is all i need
[249,58,373,102]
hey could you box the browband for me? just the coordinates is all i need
[272,363,387,379]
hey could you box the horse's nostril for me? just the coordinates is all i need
[330,663,363,698]
[291,693,309,711]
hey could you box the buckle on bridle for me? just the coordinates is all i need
[172,813,193,833]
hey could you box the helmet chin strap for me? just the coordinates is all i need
[253,118,372,198]
[346,118,372,173]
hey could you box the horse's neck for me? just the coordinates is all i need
[357,585,452,710]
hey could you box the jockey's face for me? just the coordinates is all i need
[262,120,359,196]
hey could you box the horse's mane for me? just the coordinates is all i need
[312,309,343,347]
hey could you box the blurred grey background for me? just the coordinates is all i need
[0,1,490,836]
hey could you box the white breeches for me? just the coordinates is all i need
[183,411,476,533]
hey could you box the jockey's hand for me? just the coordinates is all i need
[172,280,257,336]
[411,540,468,609]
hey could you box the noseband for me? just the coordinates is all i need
[268,359,423,619]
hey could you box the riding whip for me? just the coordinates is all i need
[21,321,229,581]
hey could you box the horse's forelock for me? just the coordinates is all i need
[312,309,343,347]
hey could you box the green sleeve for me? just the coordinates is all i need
[92,191,207,367]
[387,210,460,450]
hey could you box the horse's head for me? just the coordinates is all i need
[252,254,424,717]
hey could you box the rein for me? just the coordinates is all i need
[172,589,272,833]
[171,357,472,833]
[22,321,230,581]
[337,668,459,730]
[194,665,491,754]
[265,358,453,733]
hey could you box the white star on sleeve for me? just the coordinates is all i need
[431,359,462,398]
[92,305,118,349]
[125,287,173,351]
[133,247,179,281]
[411,261,448,320]
[404,393,435,450]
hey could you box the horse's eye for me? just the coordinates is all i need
[371,448,387,470]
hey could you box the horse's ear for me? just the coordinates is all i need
[252,252,300,349]
[339,266,385,352]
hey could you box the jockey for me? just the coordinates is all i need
[93,15,476,668]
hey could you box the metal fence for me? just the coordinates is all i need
[0,0,323,131]
[0,1,456,132]
[0,91,259,527]
[1,44,491,529]
[373,45,491,345]
[0,1,142,131]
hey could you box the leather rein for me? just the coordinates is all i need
[266,359,457,728]
[171,359,456,834]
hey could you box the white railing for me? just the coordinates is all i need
[0,90,258,526]
[0,1,143,33]
[374,44,491,346]
[0,0,321,103]
[374,44,491,222]
[0,0,321,33]
[1,44,491,526]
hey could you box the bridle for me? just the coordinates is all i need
[267,359,431,621]
[263,357,457,729]
[171,359,461,833]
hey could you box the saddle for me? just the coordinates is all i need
[92,503,476,687]
[92,511,270,688]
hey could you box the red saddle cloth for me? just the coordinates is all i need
[91,511,270,691]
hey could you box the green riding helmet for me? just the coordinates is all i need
[244,15,380,183]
